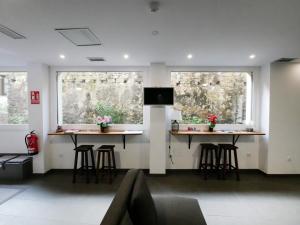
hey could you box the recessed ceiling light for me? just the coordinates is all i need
[249,54,256,59]
[123,54,129,59]
[59,54,66,59]
[187,54,193,59]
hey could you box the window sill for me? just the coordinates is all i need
[55,124,144,131]
[179,124,248,130]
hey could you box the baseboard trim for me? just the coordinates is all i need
[46,168,148,174]
[263,173,300,177]
[42,168,300,177]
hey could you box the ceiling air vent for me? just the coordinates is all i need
[0,24,26,39]
[87,57,105,62]
[55,28,101,46]
[275,58,297,63]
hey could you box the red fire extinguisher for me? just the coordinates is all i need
[25,131,39,155]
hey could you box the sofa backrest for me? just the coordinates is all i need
[129,170,158,225]
[100,169,139,225]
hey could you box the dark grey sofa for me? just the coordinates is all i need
[100,169,207,225]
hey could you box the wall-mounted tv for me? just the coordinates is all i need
[144,87,174,105]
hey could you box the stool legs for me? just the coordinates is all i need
[214,148,219,168]
[111,150,117,176]
[199,148,204,172]
[73,150,79,183]
[199,145,218,180]
[229,150,232,172]
[73,149,96,184]
[204,149,209,180]
[81,152,84,174]
[233,149,240,181]
[85,151,89,183]
[90,150,96,176]
[95,149,117,183]
[107,151,112,183]
[198,144,240,181]
[96,151,101,184]
[222,148,227,179]
[101,151,105,171]
[217,147,222,179]
[218,145,240,181]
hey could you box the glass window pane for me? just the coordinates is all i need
[0,72,28,124]
[58,71,143,124]
[171,72,251,124]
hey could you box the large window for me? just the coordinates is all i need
[0,72,28,124]
[57,71,143,124]
[171,72,252,124]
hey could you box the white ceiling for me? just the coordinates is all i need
[0,0,300,67]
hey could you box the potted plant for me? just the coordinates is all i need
[208,114,218,132]
[96,116,112,133]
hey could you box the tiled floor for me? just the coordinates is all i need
[0,188,23,205]
[0,171,300,225]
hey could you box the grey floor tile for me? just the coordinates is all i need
[0,213,96,225]
[0,188,22,205]
[1,171,300,225]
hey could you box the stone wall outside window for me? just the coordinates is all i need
[171,72,251,124]
[0,72,28,124]
[58,71,143,124]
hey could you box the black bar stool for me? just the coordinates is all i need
[95,145,117,183]
[217,144,240,181]
[72,145,96,184]
[199,143,219,180]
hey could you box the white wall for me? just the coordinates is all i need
[48,65,262,172]
[267,62,300,174]
[6,63,300,174]
[1,64,266,173]
[27,63,50,173]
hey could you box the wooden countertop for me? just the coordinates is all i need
[48,130,143,135]
[170,130,265,135]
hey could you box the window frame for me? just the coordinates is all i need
[53,67,148,130]
[168,66,258,127]
[0,70,29,126]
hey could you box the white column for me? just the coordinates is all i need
[149,63,170,174]
[27,63,50,173]
[268,62,300,174]
[258,64,270,173]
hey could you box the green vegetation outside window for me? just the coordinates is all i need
[171,72,252,124]
[57,71,143,124]
[0,72,28,124]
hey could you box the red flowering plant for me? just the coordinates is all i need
[208,114,218,129]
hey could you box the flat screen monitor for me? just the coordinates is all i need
[144,87,174,105]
